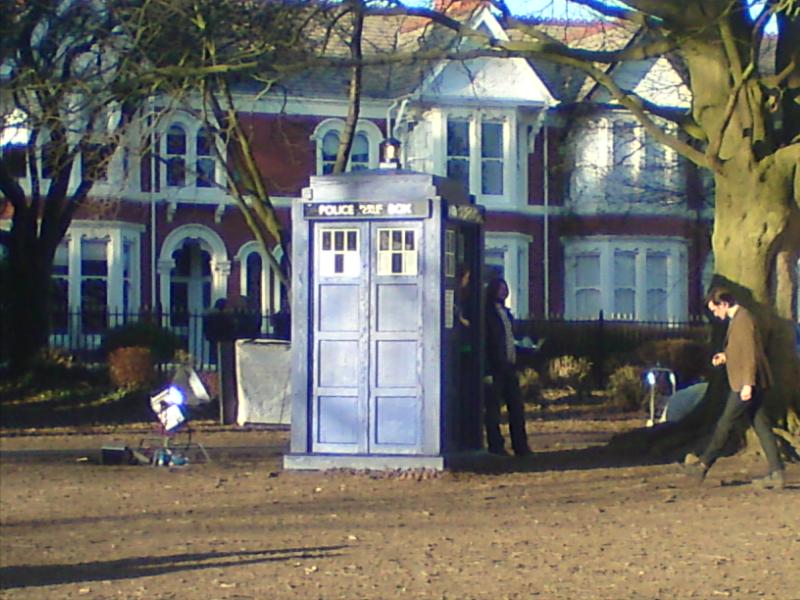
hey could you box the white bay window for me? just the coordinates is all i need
[564,237,687,322]
[50,222,144,344]
[442,111,514,204]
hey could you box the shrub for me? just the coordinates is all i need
[517,367,542,404]
[102,321,182,363]
[606,364,645,411]
[547,355,593,396]
[636,338,707,384]
[108,346,154,389]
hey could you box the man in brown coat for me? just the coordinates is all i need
[687,288,785,489]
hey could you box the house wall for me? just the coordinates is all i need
[2,50,714,335]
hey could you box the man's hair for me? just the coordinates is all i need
[706,287,738,307]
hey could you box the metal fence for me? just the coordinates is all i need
[516,312,711,385]
[1,308,710,377]
[42,309,275,370]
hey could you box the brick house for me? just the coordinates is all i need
[0,2,715,362]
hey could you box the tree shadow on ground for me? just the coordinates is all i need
[0,545,346,590]
[447,443,676,475]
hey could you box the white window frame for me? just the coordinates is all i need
[311,118,382,175]
[571,115,683,212]
[158,224,230,319]
[376,228,418,276]
[50,221,144,346]
[318,227,360,277]
[484,232,531,318]
[564,236,688,322]
[236,241,285,328]
[439,110,515,207]
[158,114,221,196]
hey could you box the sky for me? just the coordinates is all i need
[407,0,602,20]
[407,0,774,24]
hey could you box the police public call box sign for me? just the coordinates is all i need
[304,200,430,220]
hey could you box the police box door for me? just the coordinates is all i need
[311,222,423,455]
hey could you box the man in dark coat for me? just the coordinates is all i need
[687,288,784,489]
[483,277,531,457]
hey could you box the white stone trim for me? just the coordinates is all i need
[235,241,285,316]
[158,224,230,312]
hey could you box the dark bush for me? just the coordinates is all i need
[102,321,183,363]
[635,338,708,385]
[606,364,645,411]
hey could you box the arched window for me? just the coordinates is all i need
[351,133,369,171]
[196,128,215,188]
[313,119,382,175]
[166,124,186,187]
[321,131,339,174]
[245,252,263,311]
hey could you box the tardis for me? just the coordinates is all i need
[283,169,485,470]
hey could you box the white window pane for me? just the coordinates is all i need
[352,133,369,164]
[481,122,503,158]
[576,289,600,319]
[376,228,417,276]
[447,158,469,189]
[614,251,636,287]
[481,160,503,195]
[447,120,469,156]
[167,125,186,155]
[82,239,107,262]
[54,243,69,269]
[646,253,667,288]
[196,129,213,156]
[644,132,666,170]
[322,131,339,161]
[167,157,185,186]
[576,254,600,287]
[319,228,359,277]
[122,242,132,278]
[647,289,668,321]
[614,288,635,317]
[197,157,215,187]
[612,122,637,165]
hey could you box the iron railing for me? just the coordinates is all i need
[44,308,275,370]
[1,308,710,377]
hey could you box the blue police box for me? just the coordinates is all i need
[283,168,485,470]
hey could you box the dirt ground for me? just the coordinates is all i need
[1,415,798,600]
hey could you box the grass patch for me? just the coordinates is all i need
[0,362,160,429]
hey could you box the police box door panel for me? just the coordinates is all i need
[312,225,368,454]
[368,224,423,454]
[311,222,423,455]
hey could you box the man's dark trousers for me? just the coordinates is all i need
[485,367,529,454]
[700,389,783,473]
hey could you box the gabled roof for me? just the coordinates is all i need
[238,6,691,112]
[507,19,638,104]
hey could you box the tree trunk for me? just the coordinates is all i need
[333,0,365,175]
[7,232,53,373]
[611,164,800,458]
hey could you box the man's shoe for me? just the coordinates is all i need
[488,447,510,457]
[683,461,708,484]
[752,471,785,490]
[514,447,533,457]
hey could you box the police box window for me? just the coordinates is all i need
[377,228,417,276]
[320,229,359,276]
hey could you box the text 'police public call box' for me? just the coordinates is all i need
[284,169,484,471]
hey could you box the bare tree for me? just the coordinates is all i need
[0,0,150,371]
[388,0,800,454]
